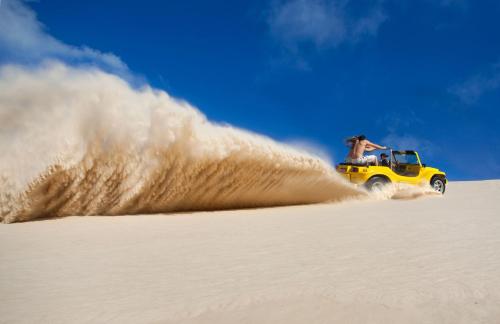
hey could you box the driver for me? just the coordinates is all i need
[380,153,390,167]
[346,135,387,166]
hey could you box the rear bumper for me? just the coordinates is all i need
[349,173,368,184]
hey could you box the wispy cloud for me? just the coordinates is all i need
[376,110,424,134]
[267,0,387,51]
[0,0,128,74]
[285,138,333,163]
[381,133,439,158]
[377,111,438,157]
[439,0,468,9]
[448,60,500,105]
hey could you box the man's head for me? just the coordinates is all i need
[345,136,358,147]
[357,134,366,141]
[380,153,388,159]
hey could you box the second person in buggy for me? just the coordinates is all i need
[380,153,390,167]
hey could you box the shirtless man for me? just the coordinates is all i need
[346,135,387,166]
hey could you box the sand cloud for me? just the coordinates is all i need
[0,62,364,223]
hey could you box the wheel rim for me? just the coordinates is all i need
[433,179,444,193]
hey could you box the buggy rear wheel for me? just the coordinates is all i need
[365,176,390,191]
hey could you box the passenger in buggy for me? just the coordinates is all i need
[345,135,387,166]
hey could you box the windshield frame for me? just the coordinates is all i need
[392,150,422,166]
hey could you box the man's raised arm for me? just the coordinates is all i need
[366,140,387,150]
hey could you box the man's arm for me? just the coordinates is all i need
[366,140,387,150]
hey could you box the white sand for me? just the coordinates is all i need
[1,180,500,323]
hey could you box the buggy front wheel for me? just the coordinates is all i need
[431,177,446,194]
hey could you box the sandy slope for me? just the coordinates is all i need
[1,180,500,324]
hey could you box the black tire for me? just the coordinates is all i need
[365,176,390,191]
[430,176,446,194]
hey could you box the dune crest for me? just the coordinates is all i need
[0,63,364,223]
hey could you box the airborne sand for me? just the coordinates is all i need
[0,63,363,223]
[1,180,500,324]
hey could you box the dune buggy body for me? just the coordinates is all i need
[336,150,447,193]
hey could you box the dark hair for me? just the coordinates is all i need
[345,136,357,147]
[357,134,366,141]
[380,153,388,158]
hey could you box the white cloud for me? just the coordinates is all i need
[0,0,128,74]
[448,61,500,105]
[268,0,387,50]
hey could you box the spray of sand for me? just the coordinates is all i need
[368,183,442,201]
[0,62,369,223]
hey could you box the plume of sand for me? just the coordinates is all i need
[0,62,365,223]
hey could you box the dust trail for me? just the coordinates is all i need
[368,183,442,201]
[0,62,365,223]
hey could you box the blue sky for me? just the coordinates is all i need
[1,0,499,180]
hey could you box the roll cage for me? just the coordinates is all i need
[339,150,424,177]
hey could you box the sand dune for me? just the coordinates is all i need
[1,180,499,323]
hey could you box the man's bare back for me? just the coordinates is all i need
[346,135,387,165]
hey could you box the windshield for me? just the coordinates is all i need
[393,152,420,165]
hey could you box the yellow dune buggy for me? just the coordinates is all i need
[336,150,447,193]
